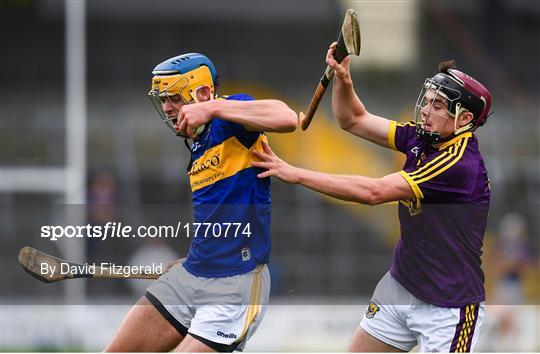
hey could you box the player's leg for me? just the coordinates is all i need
[104,296,184,352]
[348,326,406,352]
[174,334,217,352]
[106,263,195,351]
[174,334,222,352]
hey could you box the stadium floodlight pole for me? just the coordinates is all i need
[19,247,162,283]
[299,9,361,131]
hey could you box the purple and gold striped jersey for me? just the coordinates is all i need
[387,121,490,307]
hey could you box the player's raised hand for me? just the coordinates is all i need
[176,101,213,138]
[252,141,299,183]
[326,41,351,81]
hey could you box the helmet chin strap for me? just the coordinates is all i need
[416,125,441,143]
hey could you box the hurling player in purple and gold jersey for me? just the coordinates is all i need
[106,53,296,352]
[253,42,492,352]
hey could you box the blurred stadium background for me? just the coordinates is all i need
[1,0,539,351]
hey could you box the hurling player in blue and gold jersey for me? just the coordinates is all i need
[254,42,492,352]
[105,53,296,352]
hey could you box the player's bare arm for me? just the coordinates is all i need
[252,141,414,205]
[327,42,391,148]
[180,97,297,135]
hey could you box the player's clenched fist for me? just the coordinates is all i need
[175,101,213,138]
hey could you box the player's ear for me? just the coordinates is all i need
[458,111,474,128]
[195,86,212,102]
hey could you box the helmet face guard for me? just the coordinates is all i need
[414,77,463,144]
[148,74,190,135]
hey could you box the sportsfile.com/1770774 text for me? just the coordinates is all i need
[40,222,253,241]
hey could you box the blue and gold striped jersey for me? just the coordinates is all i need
[182,93,271,278]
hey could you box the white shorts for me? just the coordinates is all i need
[360,272,485,352]
[146,263,270,352]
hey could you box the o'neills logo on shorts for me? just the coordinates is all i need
[189,154,221,176]
[365,301,380,319]
[217,331,237,339]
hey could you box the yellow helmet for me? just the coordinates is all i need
[148,53,218,135]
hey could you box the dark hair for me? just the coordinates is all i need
[214,74,221,94]
[438,59,457,73]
